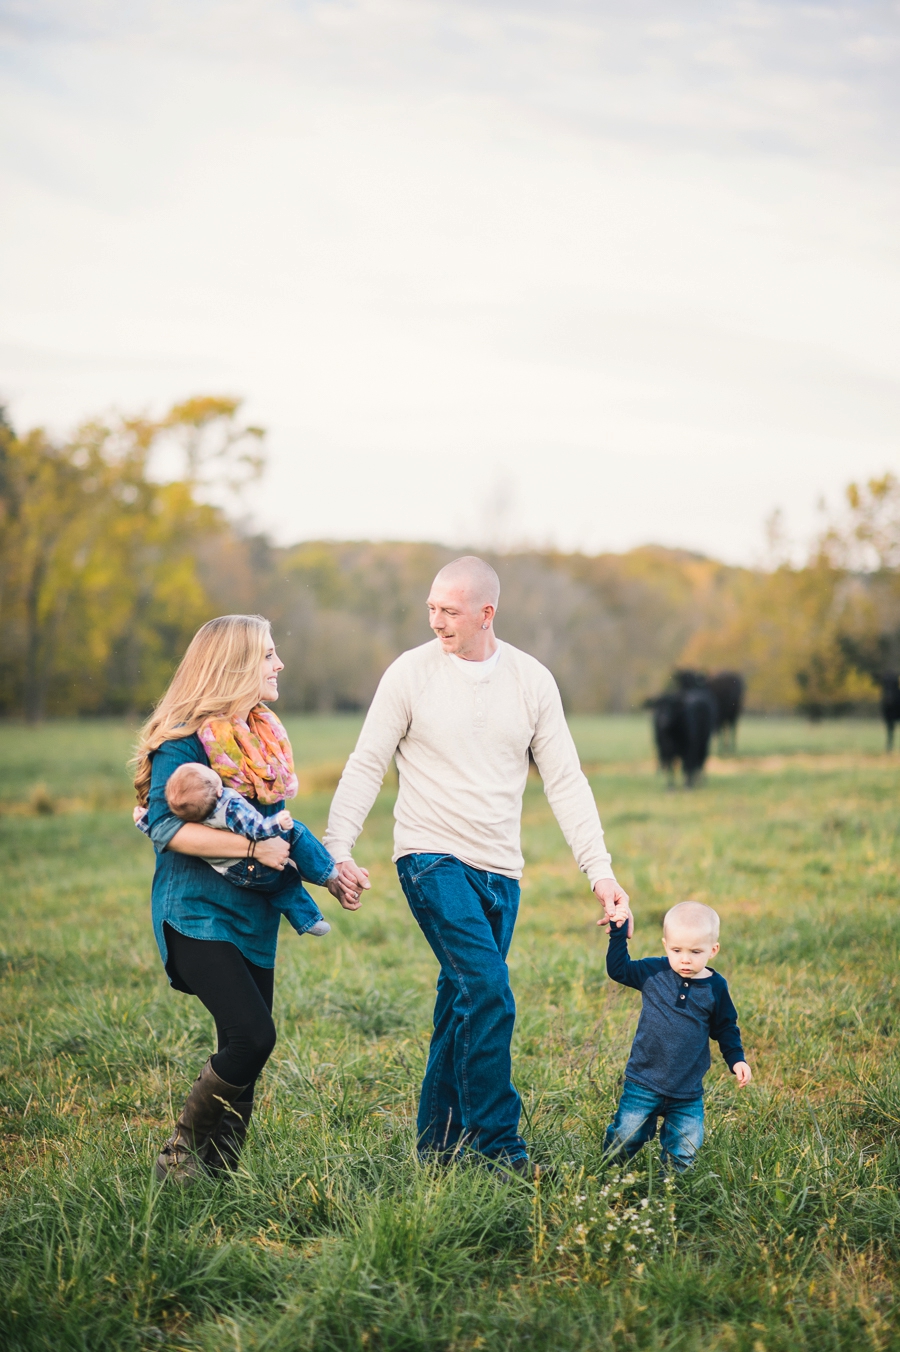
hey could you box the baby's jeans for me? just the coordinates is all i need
[604,1079,704,1173]
[223,822,333,937]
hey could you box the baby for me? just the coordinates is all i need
[604,900,751,1173]
[135,761,337,939]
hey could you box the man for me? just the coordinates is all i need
[325,555,630,1175]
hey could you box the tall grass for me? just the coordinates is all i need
[0,717,898,1349]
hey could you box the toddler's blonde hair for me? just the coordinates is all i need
[663,900,720,943]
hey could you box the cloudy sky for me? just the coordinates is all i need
[1,0,899,561]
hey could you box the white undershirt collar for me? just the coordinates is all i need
[448,642,502,679]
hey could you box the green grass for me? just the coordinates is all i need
[0,716,369,806]
[1,716,899,1350]
[567,713,889,762]
[0,713,886,806]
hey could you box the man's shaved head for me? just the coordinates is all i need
[432,556,500,608]
[428,556,501,659]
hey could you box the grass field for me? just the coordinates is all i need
[1,715,899,1350]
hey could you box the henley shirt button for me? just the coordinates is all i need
[679,994,685,999]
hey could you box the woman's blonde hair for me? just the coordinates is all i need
[133,614,273,805]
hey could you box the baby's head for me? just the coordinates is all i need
[662,901,720,978]
[165,762,223,822]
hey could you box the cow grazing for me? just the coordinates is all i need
[881,672,900,750]
[707,671,745,753]
[647,671,717,787]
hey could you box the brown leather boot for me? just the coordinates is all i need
[206,1099,253,1174]
[155,1060,248,1185]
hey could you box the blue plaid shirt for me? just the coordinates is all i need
[207,787,288,840]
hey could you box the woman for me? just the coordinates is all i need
[134,614,358,1183]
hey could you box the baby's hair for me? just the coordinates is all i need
[165,763,221,823]
[663,900,720,943]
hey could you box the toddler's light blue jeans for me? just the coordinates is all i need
[605,1079,704,1172]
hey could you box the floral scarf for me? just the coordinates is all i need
[198,704,298,804]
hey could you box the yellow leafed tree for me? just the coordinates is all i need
[0,399,264,719]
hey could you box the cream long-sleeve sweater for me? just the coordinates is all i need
[324,638,616,887]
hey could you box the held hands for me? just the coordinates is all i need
[327,858,371,912]
[594,877,633,937]
[732,1061,752,1088]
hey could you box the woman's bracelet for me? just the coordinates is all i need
[247,839,256,859]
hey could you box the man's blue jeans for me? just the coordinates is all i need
[396,853,526,1164]
[604,1079,704,1172]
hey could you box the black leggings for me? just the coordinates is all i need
[163,924,276,1099]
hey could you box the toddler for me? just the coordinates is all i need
[135,761,335,938]
[604,900,751,1172]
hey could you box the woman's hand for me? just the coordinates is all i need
[327,874,356,910]
[254,837,290,870]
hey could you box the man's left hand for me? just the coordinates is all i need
[594,878,633,936]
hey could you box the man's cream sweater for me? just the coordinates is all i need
[324,638,615,886]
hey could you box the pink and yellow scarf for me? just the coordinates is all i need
[198,704,298,804]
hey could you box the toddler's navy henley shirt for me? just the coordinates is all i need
[607,920,745,1099]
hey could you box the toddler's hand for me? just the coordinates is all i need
[611,903,631,926]
[732,1061,752,1088]
[275,809,293,831]
[133,806,147,825]
[594,878,630,932]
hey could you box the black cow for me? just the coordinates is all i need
[648,671,717,787]
[881,672,900,750]
[707,671,745,753]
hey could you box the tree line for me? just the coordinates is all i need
[0,396,895,719]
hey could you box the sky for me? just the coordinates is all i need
[1,0,899,562]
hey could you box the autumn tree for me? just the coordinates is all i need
[680,479,900,715]
[2,390,891,720]
[827,475,900,681]
[0,398,264,719]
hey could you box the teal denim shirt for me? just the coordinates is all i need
[148,734,304,986]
